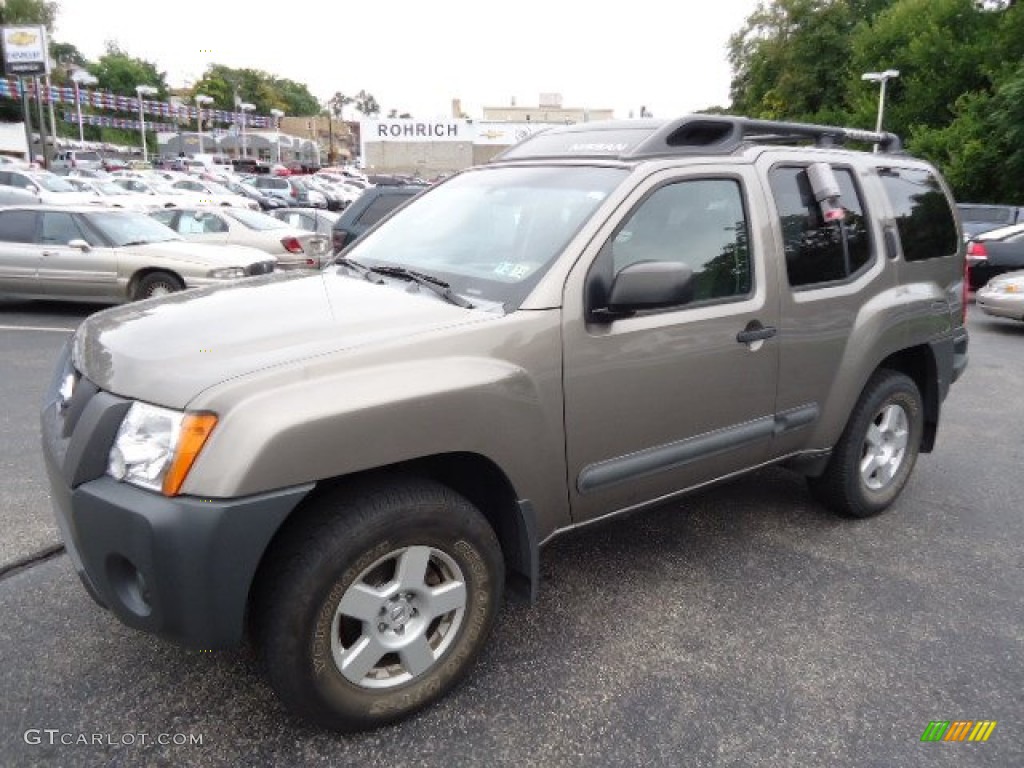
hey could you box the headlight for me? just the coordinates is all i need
[108,402,217,495]
[207,267,247,279]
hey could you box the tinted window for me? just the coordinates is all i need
[769,166,872,287]
[358,195,410,227]
[879,169,958,262]
[0,210,37,242]
[176,211,228,234]
[39,212,86,244]
[149,210,177,227]
[609,178,752,302]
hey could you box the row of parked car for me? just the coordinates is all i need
[0,156,435,304]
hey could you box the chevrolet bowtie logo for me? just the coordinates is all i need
[8,31,38,46]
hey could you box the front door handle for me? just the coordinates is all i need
[737,323,777,344]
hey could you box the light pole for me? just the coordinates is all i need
[270,108,284,164]
[239,102,255,158]
[861,69,900,134]
[194,94,214,155]
[136,85,158,162]
[71,70,97,144]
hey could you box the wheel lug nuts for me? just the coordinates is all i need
[378,623,387,632]
[395,626,405,635]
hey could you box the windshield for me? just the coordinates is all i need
[32,174,78,193]
[88,211,182,246]
[152,182,187,195]
[225,207,290,230]
[95,182,130,195]
[206,181,234,196]
[344,166,627,310]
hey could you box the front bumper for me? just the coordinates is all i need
[40,343,313,648]
[976,290,1024,321]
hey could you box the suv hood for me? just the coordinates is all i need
[73,271,490,408]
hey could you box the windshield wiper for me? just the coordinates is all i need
[120,240,150,247]
[368,265,475,309]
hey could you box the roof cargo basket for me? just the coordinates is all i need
[492,115,902,162]
[627,115,902,158]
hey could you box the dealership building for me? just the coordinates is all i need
[360,95,614,176]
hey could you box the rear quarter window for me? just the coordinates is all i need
[357,195,409,227]
[879,168,958,262]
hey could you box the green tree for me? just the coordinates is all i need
[329,91,354,120]
[847,0,999,136]
[354,89,380,117]
[90,42,167,98]
[190,65,319,116]
[1,0,59,30]
[728,0,896,122]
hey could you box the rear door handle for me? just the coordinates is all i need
[737,325,777,344]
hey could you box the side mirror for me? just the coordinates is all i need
[599,261,694,318]
[28,184,39,194]
[68,239,91,252]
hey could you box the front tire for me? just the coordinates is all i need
[808,369,924,518]
[254,477,504,731]
[133,271,184,300]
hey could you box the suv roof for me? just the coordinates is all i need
[493,115,902,163]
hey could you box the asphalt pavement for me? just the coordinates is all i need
[0,298,1021,767]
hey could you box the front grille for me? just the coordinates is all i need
[248,260,276,276]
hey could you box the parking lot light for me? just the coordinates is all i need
[71,70,98,144]
[240,102,255,158]
[195,94,214,155]
[861,69,900,136]
[136,85,158,163]
[270,109,284,164]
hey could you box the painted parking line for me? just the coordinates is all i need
[0,324,76,333]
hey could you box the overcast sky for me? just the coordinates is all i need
[55,0,762,120]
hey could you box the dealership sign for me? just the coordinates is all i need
[368,119,468,143]
[363,119,561,147]
[1,26,50,77]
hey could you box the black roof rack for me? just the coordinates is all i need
[491,115,902,162]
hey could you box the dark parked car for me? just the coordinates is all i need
[958,203,1024,239]
[966,222,1024,288]
[222,179,288,211]
[269,207,339,235]
[330,185,421,252]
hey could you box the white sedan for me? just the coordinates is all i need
[149,206,331,269]
[171,178,259,210]
[112,177,194,208]
[64,178,160,211]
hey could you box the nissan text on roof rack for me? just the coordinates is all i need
[40,115,968,731]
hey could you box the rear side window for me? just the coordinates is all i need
[39,212,86,245]
[879,168,958,262]
[0,209,37,242]
[769,166,872,287]
[358,195,409,227]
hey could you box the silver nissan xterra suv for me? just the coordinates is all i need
[41,116,969,731]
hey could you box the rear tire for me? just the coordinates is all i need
[808,369,923,518]
[254,477,504,731]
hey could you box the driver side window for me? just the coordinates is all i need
[608,178,752,304]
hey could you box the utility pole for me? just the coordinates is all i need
[33,76,49,166]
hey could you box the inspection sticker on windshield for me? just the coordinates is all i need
[493,262,533,279]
